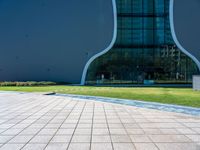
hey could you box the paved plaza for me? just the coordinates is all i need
[0,92,199,150]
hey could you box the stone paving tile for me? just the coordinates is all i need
[176,128,197,134]
[134,143,158,150]
[19,128,41,135]
[185,135,200,142]
[110,129,127,135]
[108,124,124,129]
[0,93,200,150]
[126,129,144,135]
[44,143,68,150]
[29,135,52,144]
[91,143,113,150]
[111,135,132,143]
[149,135,191,143]
[37,129,57,136]
[0,144,24,150]
[60,123,76,129]
[113,143,136,150]
[77,124,92,129]
[123,123,139,129]
[8,135,33,144]
[50,135,71,143]
[71,135,91,143]
[28,124,46,129]
[183,123,200,128]
[1,129,23,136]
[56,129,75,135]
[12,123,31,129]
[93,119,107,124]
[155,143,199,150]
[0,136,14,144]
[74,129,91,135]
[142,129,162,135]
[92,135,111,143]
[139,123,185,129]
[68,143,90,150]
[92,128,109,135]
[192,128,200,134]
[93,123,107,129]
[159,128,180,134]
[130,135,152,143]
[21,144,47,150]
[0,130,6,134]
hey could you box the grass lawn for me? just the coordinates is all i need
[0,86,200,108]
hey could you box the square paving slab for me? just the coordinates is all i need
[0,92,199,150]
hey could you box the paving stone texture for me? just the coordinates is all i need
[0,92,199,150]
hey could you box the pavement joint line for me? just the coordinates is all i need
[122,106,166,150]
[0,96,47,125]
[174,118,199,136]
[89,102,94,150]
[43,99,79,149]
[103,103,114,150]
[113,105,137,150]
[0,93,200,150]
[20,99,74,149]
[66,102,87,150]
[2,97,53,124]
[0,97,56,136]
[0,97,70,149]
[0,94,44,112]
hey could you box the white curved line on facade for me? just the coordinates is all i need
[169,0,200,71]
[80,0,117,85]
[81,0,200,85]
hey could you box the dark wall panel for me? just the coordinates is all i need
[0,0,115,83]
[172,0,200,69]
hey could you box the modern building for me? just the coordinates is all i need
[0,0,200,85]
[85,0,200,85]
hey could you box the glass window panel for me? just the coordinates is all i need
[144,18,154,29]
[144,30,154,45]
[132,0,142,13]
[132,18,143,29]
[121,30,132,45]
[155,30,164,44]
[155,0,164,14]
[122,17,132,29]
[120,0,132,13]
[143,0,154,14]
[132,30,143,45]
[155,18,164,29]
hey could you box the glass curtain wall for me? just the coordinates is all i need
[85,0,199,85]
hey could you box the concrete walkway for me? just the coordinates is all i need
[0,92,199,150]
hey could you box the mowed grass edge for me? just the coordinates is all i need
[0,86,200,108]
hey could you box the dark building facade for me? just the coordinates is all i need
[0,0,115,84]
[0,0,200,85]
[85,0,200,85]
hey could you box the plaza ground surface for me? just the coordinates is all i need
[0,92,199,150]
[0,86,200,107]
